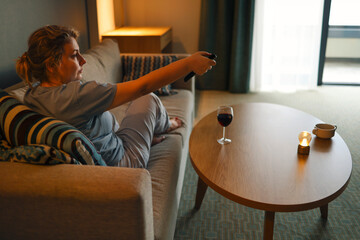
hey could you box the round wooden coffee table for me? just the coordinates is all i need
[189,103,352,240]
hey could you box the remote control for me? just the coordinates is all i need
[184,53,217,82]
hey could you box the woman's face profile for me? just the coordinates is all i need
[54,37,86,84]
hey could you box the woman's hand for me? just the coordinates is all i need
[186,51,217,75]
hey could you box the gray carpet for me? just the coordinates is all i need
[175,86,360,239]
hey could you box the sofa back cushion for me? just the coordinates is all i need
[82,39,122,84]
[0,90,106,165]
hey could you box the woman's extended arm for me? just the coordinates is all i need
[107,52,216,110]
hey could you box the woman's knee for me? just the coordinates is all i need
[143,92,160,104]
[139,93,163,110]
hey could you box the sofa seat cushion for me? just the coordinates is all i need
[147,134,183,240]
[106,89,194,239]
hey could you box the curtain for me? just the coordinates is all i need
[197,0,255,93]
[250,0,324,92]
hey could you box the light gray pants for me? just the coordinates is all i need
[116,93,170,168]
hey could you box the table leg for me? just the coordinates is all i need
[320,204,328,219]
[263,211,275,240]
[194,177,208,210]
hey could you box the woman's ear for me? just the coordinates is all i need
[46,62,55,73]
[45,62,58,81]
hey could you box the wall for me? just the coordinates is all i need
[97,0,116,40]
[122,0,201,53]
[0,0,90,89]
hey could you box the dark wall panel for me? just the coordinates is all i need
[0,0,90,89]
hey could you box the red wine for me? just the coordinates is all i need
[217,113,233,127]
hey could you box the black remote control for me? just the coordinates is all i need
[184,53,217,82]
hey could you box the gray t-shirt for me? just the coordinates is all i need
[24,80,123,166]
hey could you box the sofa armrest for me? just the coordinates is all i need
[0,162,154,240]
[120,53,195,92]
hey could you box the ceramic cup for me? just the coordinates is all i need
[312,123,337,139]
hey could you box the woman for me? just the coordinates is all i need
[16,25,216,168]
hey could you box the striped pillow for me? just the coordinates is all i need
[0,89,106,166]
[122,55,179,96]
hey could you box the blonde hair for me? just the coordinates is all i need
[16,25,79,87]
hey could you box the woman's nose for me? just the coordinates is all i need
[78,54,86,66]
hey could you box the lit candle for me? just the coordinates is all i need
[298,131,312,155]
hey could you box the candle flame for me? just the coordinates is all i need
[300,138,308,146]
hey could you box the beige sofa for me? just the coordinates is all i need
[0,39,194,240]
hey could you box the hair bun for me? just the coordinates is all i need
[21,51,28,60]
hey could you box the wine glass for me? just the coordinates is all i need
[217,106,233,144]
